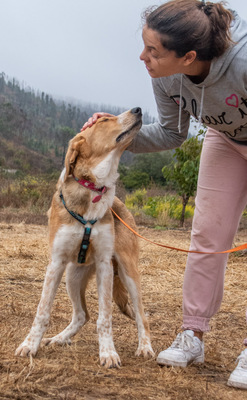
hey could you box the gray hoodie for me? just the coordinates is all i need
[128,11,247,153]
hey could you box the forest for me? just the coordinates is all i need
[0,72,156,174]
[0,72,210,228]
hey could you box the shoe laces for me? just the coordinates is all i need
[236,350,247,369]
[171,332,195,351]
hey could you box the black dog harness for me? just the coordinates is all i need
[59,192,97,263]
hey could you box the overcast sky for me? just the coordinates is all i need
[1,0,247,118]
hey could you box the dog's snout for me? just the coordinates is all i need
[131,107,142,115]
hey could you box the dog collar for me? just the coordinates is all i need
[73,176,107,203]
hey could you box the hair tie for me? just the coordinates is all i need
[201,0,206,11]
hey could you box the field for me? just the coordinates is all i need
[1,221,247,400]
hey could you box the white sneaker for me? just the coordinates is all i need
[228,348,247,389]
[157,330,204,367]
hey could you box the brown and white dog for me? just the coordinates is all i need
[15,107,154,368]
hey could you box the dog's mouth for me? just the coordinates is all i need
[116,120,142,143]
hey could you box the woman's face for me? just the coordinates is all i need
[140,25,185,78]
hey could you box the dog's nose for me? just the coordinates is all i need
[131,107,142,115]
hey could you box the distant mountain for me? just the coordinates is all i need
[0,73,89,173]
[0,73,155,174]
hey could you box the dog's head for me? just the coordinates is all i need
[63,108,142,183]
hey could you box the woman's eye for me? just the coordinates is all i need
[149,49,159,58]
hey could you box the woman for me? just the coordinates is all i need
[82,0,247,389]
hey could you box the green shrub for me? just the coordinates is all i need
[143,195,181,219]
[242,208,247,218]
[0,174,58,210]
[125,189,195,225]
[121,171,150,190]
[170,203,194,220]
[143,197,165,218]
[125,189,147,209]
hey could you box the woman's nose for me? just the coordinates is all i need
[140,49,146,61]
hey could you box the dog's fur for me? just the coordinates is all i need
[15,108,154,368]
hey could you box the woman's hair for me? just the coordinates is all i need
[143,0,234,60]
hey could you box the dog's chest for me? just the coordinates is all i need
[52,222,114,265]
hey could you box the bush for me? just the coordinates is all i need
[143,197,166,218]
[169,203,194,220]
[121,171,150,190]
[0,173,59,211]
[125,189,195,227]
[125,189,147,209]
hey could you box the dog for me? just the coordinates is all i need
[15,107,154,368]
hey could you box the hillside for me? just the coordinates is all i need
[0,136,60,174]
[0,73,155,174]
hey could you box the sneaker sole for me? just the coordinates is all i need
[227,379,247,390]
[157,355,204,368]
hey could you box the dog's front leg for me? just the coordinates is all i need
[15,260,66,357]
[96,259,121,368]
[43,262,94,346]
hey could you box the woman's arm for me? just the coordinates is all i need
[128,78,190,153]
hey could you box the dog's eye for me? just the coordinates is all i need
[99,118,109,123]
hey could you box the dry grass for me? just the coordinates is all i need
[1,222,247,399]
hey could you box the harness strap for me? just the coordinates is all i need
[59,191,97,263]
[59,192,97,225]
[78,226,92,263]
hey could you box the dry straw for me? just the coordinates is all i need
[1,222,247,399]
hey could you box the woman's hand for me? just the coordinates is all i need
[81,112,115,131]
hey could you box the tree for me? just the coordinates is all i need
[131,152,173,186]
[56,126,75,165]
[119,151,173,189]
[119,164,150,190]
[162,136,203,227]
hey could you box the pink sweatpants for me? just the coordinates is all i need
[182,128,247,332]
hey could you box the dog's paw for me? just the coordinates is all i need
[15,341,38,357]
[135,339,155,358]
[42,336,72,346]
[100,351,121,369]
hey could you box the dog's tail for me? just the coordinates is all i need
[113,264,135,320]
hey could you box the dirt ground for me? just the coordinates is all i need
[1,221,247,400]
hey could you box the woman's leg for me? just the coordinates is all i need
[183,128,247,332]
[157,129,247,368]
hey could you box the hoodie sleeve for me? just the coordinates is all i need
[128,77,190,153]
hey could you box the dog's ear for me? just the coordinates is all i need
[64,137,86,181]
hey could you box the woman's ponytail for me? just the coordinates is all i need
[202,2,233,58]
